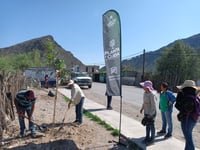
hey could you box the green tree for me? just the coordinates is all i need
[0,56,13,72]
[0,50,45,73]
[155,40,200,90]
[44,38,69,84]
[12,53,31,70]
[31,49,43,67]
[45,39,59,68]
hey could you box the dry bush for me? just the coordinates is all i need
[0,72,25,144]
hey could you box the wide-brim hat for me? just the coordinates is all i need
[176,80,197,90]
[140,80,154,91]
[67,80,74,86]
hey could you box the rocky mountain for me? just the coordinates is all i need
[123,33,200,72]
[0,35,85,71]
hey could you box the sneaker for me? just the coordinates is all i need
[73,120,79,123]
[31,133,37,138]
[19,134,26,138]
[157,130,166,135]
[164,133,172,139]
[74,122,82,127]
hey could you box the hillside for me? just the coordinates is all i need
[123,33,200,72]
[0,35,85,71]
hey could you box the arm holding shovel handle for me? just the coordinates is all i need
[20,114,47,132]
[15,101,46,133]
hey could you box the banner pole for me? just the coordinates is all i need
[102,9,124,145]
[118,95,122,143]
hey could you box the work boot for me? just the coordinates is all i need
[107,106,113,110]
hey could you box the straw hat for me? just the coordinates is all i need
[176,80,197,90]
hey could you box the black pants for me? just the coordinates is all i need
[107,96,112,108]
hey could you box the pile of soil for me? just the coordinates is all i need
[1,88,127,150]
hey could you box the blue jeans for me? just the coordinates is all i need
[181,117,196,150]
[161,110,173,135]
[75,97,84,123]
[145,114,156,140]
[18,106,35,135]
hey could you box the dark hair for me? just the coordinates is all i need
[161,82,168,89]
[25,90,35,100]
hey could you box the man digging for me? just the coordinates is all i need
[68,80,85,126]
[14,89,36,138]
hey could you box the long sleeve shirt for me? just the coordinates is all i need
[142,91,157,117]
[71,84,85,105]
[159,90,176,112]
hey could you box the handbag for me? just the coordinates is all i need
[141,116,154,126]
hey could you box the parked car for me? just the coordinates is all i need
[72,72,92,88]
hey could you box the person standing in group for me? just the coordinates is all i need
[140,80,157,145]
[105,92,112,110]
[68,80,85,125]
[157,82,176,138]
[14,90,36,138]
[175,80,200,150]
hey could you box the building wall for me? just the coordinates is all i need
[85,65,99,74]
[24,67,56,81]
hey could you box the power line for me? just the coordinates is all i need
[88,50,144,66]
[122,50,144,60]
[86,49,200,66]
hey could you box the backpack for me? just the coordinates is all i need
[175,92,200,121]
[192,95,200,121]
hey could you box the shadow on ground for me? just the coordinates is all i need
[86,108,107,112]
[4,139,78,150]
[128,134,169,150]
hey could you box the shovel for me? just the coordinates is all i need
[62,107,69,123]
[59,108,69,129]
[22,115,47,132]
[53,108,69,135]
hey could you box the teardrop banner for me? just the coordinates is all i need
[103,10,121,96]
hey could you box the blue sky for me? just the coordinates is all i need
[1,0,200,66]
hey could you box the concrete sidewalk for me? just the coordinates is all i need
[58,88,199,150]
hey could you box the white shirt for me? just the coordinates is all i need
[71,84,85,104]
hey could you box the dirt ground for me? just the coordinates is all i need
[1,88,128,150]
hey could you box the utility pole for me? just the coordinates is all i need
[142,49,145,81]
